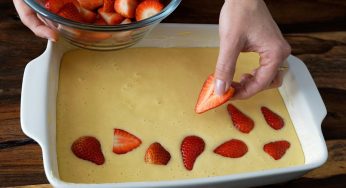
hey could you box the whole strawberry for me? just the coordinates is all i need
[181,135,205,171]
[71,136,105,165]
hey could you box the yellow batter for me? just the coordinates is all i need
[56,48,304,183]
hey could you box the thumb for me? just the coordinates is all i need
[214,38,241,96]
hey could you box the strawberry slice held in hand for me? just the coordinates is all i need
[114,0,139,18]
[98,7,125,25]
[214,139,248,158]
[71,136,105,165]
[135,0,164,21]
[77,0,104,10]
[58,2,85,23]
[195,74,235,114]
[113,128,142,154]
[263,140,290,160]
[181,135,205,171]
[227,104,254,133]
[145,142,171,165]
[261,106,285,130]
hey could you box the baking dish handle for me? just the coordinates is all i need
[20,52,50,146]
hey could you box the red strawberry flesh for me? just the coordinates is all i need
[145,142,171,165]
[195,74,235,114]
[58,2,85,22]
[261,106,285,130]
[263,140,290,160]
[135,0,164,21]
[214,139,248,158]
[114,0,138,18]
[71,136,105,165]
[113,128,142,154]
[181,135,205,171]
[227,104,254,133]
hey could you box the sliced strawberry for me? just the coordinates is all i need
[104,0,116,12]
[94,16,108,25]
[77,5,97,23]
[144,142,171,165]
[195,74,235,114]
[45,0,66,13]
[71,136,105,165]
[58,2,85,22]
[214,139,248,158]
[181,135,205,171]
[113,128,142,154]
[120,18,132,24]
[227,104,254,133]
[114,0,138,18]
[77,0,104,10]
[263,140,290,160]
[98,7,125,25]
[261,106,285,130]
[135,0,164,21]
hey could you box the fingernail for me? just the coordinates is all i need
[215,79,226,96]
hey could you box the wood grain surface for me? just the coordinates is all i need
[1,0,346,187]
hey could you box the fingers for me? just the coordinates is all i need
[13,0,58,41]
[233,42,291,100]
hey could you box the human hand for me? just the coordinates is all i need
[13,0,58,41]
[214,0,291,99]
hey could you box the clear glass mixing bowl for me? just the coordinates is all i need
[24,0,181,50]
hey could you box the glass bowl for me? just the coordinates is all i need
[24,0,181,50]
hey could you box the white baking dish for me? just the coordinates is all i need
[20,23,328,188]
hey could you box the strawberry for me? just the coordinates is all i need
[121,18,132,24]
[113,128,142,154]
[135,0,164,21]
[227,104,254,133]
[98,7,124,25]
[144,142,171,165]
[195,74,234,114]
[214,139,248,158]
[181,135,205,171]
[261,106,285,130]
[58,2,85,22]
[104,0,116,12]
[94,16,108,25]
[77,5,97,23]
[263,140,290,160]
[114,0,139,18]
[45,0,66,13]
[77,0,104,10]
[71,136,105,165]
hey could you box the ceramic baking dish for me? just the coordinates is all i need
[20,23,328,188]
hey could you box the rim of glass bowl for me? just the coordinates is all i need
[23,0,181,31]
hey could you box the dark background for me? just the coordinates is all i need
[1,0,346,187]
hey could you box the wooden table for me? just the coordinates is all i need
[1,0,345,187]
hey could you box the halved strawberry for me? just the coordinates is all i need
[58,2,85,22]
[45,0,66,13]
[181,135,205,171]
[263,140,290,160]
[77,5,97,23]
[261,106,285,130]
[77,0,104,10]
[98,7,125,25]
[214,139,248,158]
[114,0,138,18]
[94,15,107,25]
[121,18,132,24]
[145,142,171,165]
[135,0,164,21]
[113,128,142,154]
[195,74,235,114]
[104,0,116,12]
[71,136,105,165]
[227,104,254,133]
